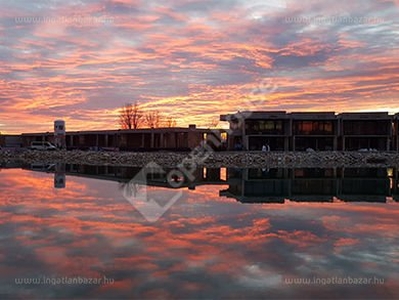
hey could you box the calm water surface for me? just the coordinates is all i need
[1,165,399,299]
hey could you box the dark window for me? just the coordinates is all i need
[291,179,336,195]
[293,168,335,178]
[341,179,389,195]
[245,120,285,135]
[343,120,389,135]
[294,137,334,151]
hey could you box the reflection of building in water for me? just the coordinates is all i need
[219,168,288,203]
[23,163,66,188]
[60,165,226,190]
[54,163,66,188]
[392,168,399,202]
[21,163,397,203]
[291,168,337,202]
[220,167,392,203]
[338,168,390,202]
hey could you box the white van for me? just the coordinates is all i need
[30,141,57,151]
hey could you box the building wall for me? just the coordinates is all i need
[18,127,215,151]
[395,116,399,152]
[21,134,53,148]
[339,119,392,151]
[222,111,397,151]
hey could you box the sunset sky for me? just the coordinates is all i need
[1,0,399,134]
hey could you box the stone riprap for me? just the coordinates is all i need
[1,149,399,168]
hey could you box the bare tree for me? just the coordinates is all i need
[165,116,177,127]
[119,102,143,129]
[145,110,161,128]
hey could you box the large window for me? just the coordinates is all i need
[291,179,336,195]
[245,120,284,135]
[248,136,285,151]
[293,121,334,135]
[294,137,334,151]
[343,120,389,135]
[344,137,387,150]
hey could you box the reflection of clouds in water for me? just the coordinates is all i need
[0,169,399,298]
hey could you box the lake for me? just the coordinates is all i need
[1,164,399,299]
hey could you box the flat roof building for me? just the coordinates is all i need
[291,112,337,151]
[394,113,399,152]
[20,126,225,151]
[221,111,396,151]
[220,111,289,151]
[338,112,393,151]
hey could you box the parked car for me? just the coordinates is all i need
[30,141,57,151]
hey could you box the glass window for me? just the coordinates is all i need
[294,120,334,135]
[245,120,284,135]
[343,120,388,135]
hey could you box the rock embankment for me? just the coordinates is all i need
[1,149,399,168]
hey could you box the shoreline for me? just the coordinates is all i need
[1,149,399,168]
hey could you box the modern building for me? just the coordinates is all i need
[394,113,399,152]
[291,112,338,151]
[2,111,399,152]
[338,112,392,151]
[221,111,396,151]
[0,134,22,148]
[220,111,290,151]
[20,125,222,151]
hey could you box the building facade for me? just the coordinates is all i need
[338,112,392,151]
[221,111,397,151]
[2,111,399,152]
[20,125,222,151]
[395,113,399,152]
[220,111,290,151]
[291,112,338,151]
